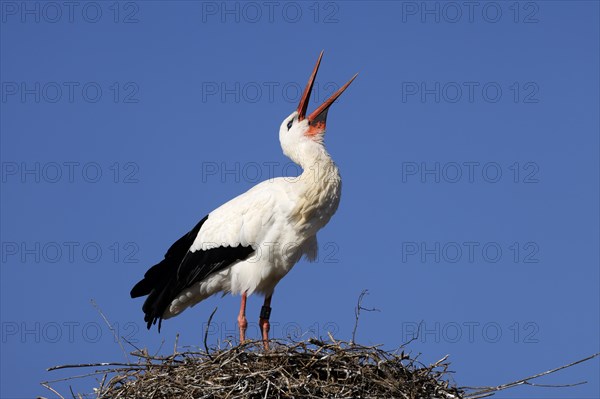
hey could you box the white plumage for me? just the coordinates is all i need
[166,147,341,317]
[131,51,356,347]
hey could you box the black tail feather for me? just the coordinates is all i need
[130,215,254,332]
[130,217,208,331]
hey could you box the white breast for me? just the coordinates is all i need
[163,177,323,318]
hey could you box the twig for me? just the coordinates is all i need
[204,306,218,360]
[122,336,142,353]
[523,380,587,388]
[464,352,600,398]
[48,362,139,371]
[351,289,380,344]
[98,373,108,397]
[152,338,165,358]
[41,382,65,399]
[42,369,128,384]
[399,320,424,348]
[90,299,130,363]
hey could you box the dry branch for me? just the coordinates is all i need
[463,352,599,399]
[351,289,380,344]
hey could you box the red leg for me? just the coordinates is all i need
[259,295,272,350]
[237,291,248,343]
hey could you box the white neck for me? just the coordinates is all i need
[290,143,342,236]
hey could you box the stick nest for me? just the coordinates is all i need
[81,338,463,399]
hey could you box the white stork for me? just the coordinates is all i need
[131,52,357,349]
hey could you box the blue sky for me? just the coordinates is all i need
[1,1,599,398]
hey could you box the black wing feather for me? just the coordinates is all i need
[130,215,254,331]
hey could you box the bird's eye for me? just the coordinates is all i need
[287,119,294,130]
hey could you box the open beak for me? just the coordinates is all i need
[297,51,358,135]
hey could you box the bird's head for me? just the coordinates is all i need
[279,51,357,166]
